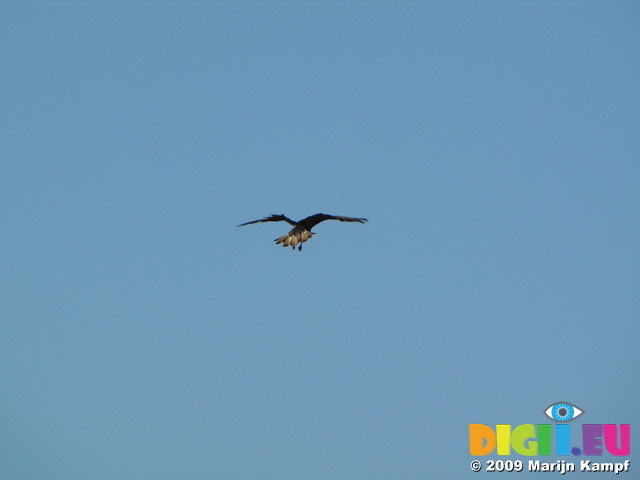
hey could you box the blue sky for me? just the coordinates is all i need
[1,1,638,479]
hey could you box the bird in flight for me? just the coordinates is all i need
[238,213,368,251]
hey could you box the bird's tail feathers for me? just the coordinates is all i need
[274,228,314,248]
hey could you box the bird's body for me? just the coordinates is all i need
[238,213,368,251]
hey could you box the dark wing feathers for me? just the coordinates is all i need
[237,214,297,227]
[298,213,368,230]
[239,213,368,231]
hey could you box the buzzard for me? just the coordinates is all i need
[238,213,368,251]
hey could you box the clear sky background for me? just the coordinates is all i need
[1,1,638,479]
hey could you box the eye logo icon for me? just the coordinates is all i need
[544,402,584,422]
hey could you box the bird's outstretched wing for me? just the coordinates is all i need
[298,213,368,230]
[237,214,297,227]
